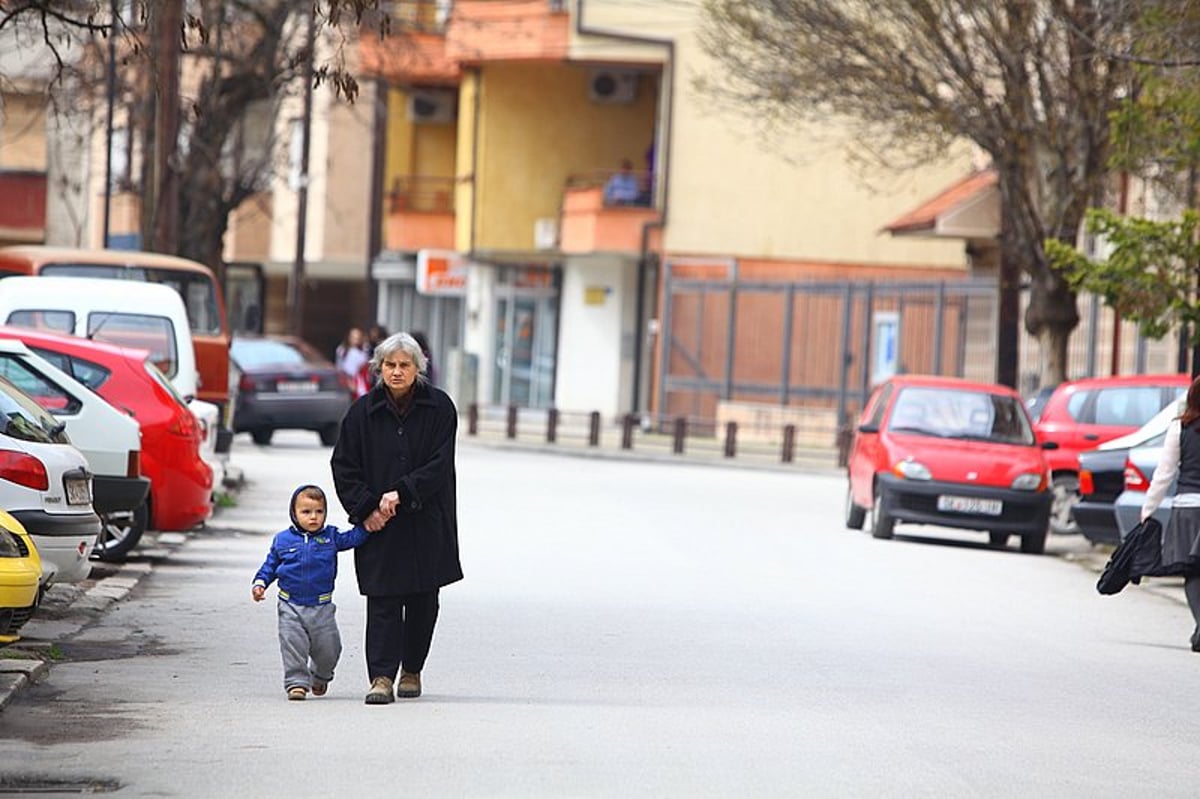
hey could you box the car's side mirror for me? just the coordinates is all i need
[858,423,879,434]
[1041,441,1059,450]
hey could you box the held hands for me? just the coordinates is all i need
[364,491,401,532]
[251,585,265,602]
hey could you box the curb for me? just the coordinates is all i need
[0,550,160,712]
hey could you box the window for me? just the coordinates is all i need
[29,348,111,392]
[0,375,69,443]
[6,309,75,334]
[87,312,178,379]
[0,355,81,415]
[1066,390,1091,422]
[1094,387,1166,427]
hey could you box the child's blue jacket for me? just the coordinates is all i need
[252,523,368,606]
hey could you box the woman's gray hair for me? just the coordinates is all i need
[369,331,428,378]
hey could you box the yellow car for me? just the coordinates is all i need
[0,509,42,645]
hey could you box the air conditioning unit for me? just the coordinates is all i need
[533,218,559,250]
[407,89,457,124]
[588,69,638,104]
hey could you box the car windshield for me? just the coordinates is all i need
[231,339,308,369]
[888,386,1035,445]
[0,373,70,444]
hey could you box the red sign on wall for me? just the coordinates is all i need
[416,249,467,296]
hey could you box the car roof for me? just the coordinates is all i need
[0,324,151,364]
[0,275,189,305]
[1056,373,1191,390]
[0,245,214,276]
[882,374,1021,397]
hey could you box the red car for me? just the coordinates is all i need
[1031,374,1189,535]
[845,375,1054,554]
[0,327,212,535]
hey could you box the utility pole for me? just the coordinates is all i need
[141,0,182,254]
[289,6,316,337]
[102,0,117,248]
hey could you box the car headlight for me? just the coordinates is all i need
[893,459,932,480]
[0,527,23,558]
[1011,472,1044,491]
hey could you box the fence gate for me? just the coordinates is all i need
[655,259,1000,444]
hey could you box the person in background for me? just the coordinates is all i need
[603,158,641,206]
[330,332,463,704]
[366,324,389,359]
[336,327,369,398]
[1141,375,1200,652]
[411,330,436,386]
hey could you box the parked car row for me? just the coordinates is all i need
[844,371,1192,557]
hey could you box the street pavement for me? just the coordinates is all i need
[1,428,1196,796]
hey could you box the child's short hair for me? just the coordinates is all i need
[297,486,326,506]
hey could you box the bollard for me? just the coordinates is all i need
[506,405,518,440]
[468,403,479,436]
[547,407,559,443]
[672,416,686,454]
[781,424,795,463]
[724,421,737,458]
[621,413,635,450]
[588,411,601,446]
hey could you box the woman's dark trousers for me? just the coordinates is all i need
[366,590,440,679]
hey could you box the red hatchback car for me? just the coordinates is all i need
[0,327,213,537]
[1031,373,1189,534]
[846,375,1054,554]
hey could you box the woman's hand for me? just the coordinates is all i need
[379,490,400,517]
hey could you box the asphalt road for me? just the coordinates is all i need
[1,431,1198,797]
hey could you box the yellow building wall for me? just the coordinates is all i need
[663,34,973,268]
[386,89,457,181]
[454,73,479,250]
[471,62,657,252]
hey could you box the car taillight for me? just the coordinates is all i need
[337,372,354,394]
[1124,461,1151,492]
[238,373,257,393]
[1079,469,1094,497]
[167,410,199,440]
[0,450,49,490]
[127,450,141,478]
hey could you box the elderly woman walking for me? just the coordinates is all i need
[330,331,463,704]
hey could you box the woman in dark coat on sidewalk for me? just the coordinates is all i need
[330,331,463,704]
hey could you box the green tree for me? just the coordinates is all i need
[698,1,1143,387]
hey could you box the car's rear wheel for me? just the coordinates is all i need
[251,428,274,446]
[869,483,895,540]
[319,424,339,447]
[845,487,866,530]
[1020,527,1048,555]
[93,502,149,562]
[1049,473,1080,535]
[988,531,1011,548]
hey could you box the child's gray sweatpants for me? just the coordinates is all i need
[277,600,342,691]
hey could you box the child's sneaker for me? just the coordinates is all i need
[311,680,328,697]
[287,687,307,701]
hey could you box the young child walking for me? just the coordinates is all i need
[252,484,369,700]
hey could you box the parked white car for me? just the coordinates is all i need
[0,275,222,497]
[0,374,99,586]
[0,337,149,559]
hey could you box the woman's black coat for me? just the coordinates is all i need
[330,379,463,596]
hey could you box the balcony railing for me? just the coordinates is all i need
[558,169,660,255]
[385,175,456,251]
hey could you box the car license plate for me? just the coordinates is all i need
[937,495,1002,516]
[65,476,91,506]
[277,380,317,393]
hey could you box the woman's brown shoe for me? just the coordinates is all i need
[397,671,422,698]
[365,676,394,704]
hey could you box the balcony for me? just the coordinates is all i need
[385,175,456,252]
[446,0,569,63]
[0,170,47,243]
[559,171,660,255]
[360,1,460,84]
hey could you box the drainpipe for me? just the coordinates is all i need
[575,0,673,420]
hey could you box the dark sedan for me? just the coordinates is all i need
[1075,448,1129,545]
[231,336,352,446]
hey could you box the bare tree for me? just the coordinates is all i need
[698,1,1144,387]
